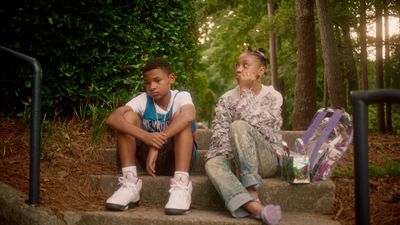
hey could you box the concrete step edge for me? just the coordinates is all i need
[91,175,335,214]
[62,207,341,225]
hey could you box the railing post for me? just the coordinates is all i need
[351,97,369,225]
[29,59,42,206]
[0,46,42,206]
[350,89,400,225]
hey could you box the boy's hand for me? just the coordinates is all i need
[144,132,167,149]
[146,148,158,177]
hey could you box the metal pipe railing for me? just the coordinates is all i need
[0,46,42,206]
[350,89,400,225]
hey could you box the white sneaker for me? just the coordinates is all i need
[164,177,192,215]
[105,174,142,211]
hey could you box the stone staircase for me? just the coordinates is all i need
[79,129,341,225]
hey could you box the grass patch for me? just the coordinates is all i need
[333,157,400,178]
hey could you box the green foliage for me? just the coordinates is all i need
[192,71,216,126]
[333,158,400,177]
[195,0,301,126]
[368,158,400,177]
[195,0,400,131]
[1,0,198,118]
[196,1,273,98]
[89,104,109,142]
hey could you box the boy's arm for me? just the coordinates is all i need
[146,147,158,177]
[163,104,196,139]
[106,105,166,149]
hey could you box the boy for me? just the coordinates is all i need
[105,57,197,215]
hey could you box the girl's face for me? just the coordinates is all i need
[235,53,265,82]
[143,68,175,101]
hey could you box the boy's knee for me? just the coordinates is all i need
[124,111,140,126]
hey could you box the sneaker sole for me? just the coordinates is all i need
[164,208,190,215]
[105,201,139,211]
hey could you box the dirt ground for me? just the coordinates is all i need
[0,116,399,225]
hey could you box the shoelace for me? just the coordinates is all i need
[118,176,138,191]
[168,180,189,193]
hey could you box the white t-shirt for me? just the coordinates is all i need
[125,90,194,132]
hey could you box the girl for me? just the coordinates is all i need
[205,48,283,225]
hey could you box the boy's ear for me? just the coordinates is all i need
[169,73,176,84]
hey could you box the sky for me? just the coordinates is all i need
[366,16,400,60]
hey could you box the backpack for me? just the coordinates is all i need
[302,107,353,181]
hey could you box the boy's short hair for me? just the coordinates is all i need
[142,57,172,75]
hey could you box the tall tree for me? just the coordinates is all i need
[375,0,386,133]
[340,23,359,101]
[268,0,279,90]
[359,0,368,90]
[292,0,317,130]
[268,0,289,129]
[332,0,359,101]
[315,0,346,108]
[384,0,392,133]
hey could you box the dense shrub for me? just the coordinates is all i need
[0,0,198,117]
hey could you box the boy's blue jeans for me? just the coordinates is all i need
[205,120,278,218]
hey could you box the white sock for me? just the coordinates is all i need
[174,171,189,185]
[122,166,137,177]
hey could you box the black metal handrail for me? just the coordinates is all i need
[350,89,400,225]
[0,46,42,206]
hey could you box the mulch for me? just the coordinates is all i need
[0,116,399,224]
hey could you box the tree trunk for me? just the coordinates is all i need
[268,0,279,90]
[359,0,368,90]
[268,0,289,129]
[384,0,392,133]
[315,0,346,108]
[375,1,386,133]
[292,0,317,130]
[340,24,359,101]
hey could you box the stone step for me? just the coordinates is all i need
[91,175,335,214]
[0,178,339,225]
[63,206,341,225]
[102,129,305,174]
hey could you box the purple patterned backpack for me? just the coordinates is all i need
[302,107,353,181]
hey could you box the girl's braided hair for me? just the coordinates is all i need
[244,47,270,66]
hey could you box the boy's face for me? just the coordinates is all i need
[143,68,175,101]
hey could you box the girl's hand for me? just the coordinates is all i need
[238,72,258,92]
[146,148,158,177]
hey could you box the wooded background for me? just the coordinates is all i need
[1,0,400,133]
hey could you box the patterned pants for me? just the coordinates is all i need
[205,120,278,217]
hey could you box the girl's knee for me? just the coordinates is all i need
[229,120,252,136]
[205,157,222,175]
[205,156,230,174]
[204,158,216,174]
[230,120,249,130]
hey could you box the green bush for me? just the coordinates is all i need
[1,0,198,117]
